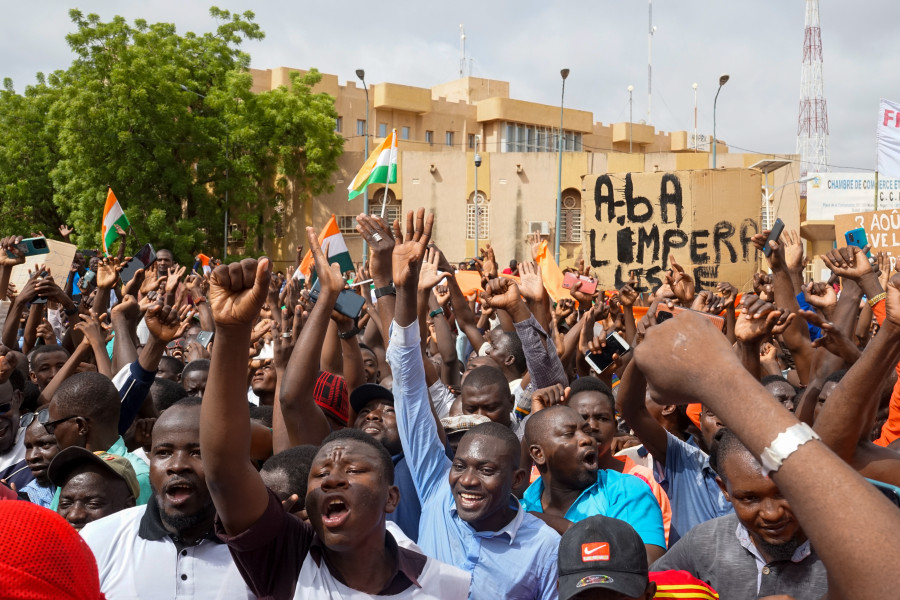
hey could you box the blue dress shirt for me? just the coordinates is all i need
[388,319,561,600]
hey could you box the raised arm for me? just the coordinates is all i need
[277,227,344,449]
[634,309,900,599]
[616,359,669,467]
[810,273,900,486]
[388,210,452,503]
[201,257,272,535]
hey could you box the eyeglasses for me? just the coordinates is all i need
[39,412,80,435]
[20,408,49,428]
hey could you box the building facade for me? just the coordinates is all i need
[247,67,802,275]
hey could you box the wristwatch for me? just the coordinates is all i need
[429,308,445,318]
[373,284,396,299]
[338,325,361,340]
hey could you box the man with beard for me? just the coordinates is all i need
[80,397,253,599]
[650,428,827,599]
[521,405,666,563]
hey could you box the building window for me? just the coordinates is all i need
[500,121,581,153]
[561,208,582,242]
[357,119,366,136]
[425,130,434,145]
[466,197,489,240]
[445,131,454,147]
[337,215,359,235]
[369,201,401,224]
[468,134,476,149]
[335,116,343,133]
[378,123,388,138]
[401,126,410,140]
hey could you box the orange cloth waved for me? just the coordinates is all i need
[454,270,484,297]
[533,240,573,304]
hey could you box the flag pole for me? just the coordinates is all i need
[380,129,398,220]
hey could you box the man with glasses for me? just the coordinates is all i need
[0,369,33,492]
[45,371,151,509]
[19,408,60,507]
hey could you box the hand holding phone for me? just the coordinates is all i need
[763,219,785,258]
[584,332,630,374]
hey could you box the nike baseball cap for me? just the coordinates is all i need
[558,515,649,600]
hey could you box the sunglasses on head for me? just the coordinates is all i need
[20,408,49,429]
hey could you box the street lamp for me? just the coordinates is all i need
[765,175,815,227]
[181,84,229,261]
[692,82,698,151]
[474,138,482,259]
[555,68,570,264]
[627,85,634,153]
[356,69,370,258]
[712,73,729,169]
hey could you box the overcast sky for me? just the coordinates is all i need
[1,1,894,171]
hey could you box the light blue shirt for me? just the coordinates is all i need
[388,319,561,600]
[22,480,56,508]
[523,469,666,549]
[658,431,733,543]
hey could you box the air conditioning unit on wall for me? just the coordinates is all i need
[528,221,550,235]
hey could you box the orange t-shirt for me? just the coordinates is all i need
[617,455,672,546]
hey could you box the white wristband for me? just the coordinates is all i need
[759,422,820,476]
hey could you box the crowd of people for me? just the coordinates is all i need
[1,210,900,600]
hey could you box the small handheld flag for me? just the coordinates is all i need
[101,188,130,256]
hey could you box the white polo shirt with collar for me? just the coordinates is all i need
[80,498,253,600]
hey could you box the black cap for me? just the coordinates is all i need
[558,515,649,600]
[349,383,394,414]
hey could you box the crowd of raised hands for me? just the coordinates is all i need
[2,210,900,600]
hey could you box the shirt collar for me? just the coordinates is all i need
[106,436,128,456]
[735,521,812,563]
[451,494,525,545]
[308,528,425,594]
[138,494,222,546]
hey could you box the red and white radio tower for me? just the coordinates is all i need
[797,0,830,185]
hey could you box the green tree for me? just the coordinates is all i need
[1,7,342,262]
[0,74,64,236]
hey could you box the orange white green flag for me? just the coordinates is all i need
[295,214,354,281]
[347,129,398,201]
[101,188,130,255]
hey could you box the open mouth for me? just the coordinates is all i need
[322,497,350,527]
[361,424,382,435]
[455,490,486,511]
[581,450,598,469]
[164,481,195,506]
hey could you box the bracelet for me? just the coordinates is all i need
[338,325,360,339]
[373,284,396,299]
[759,422,820,476]
[429,308,445,318]
[867,292,887,307]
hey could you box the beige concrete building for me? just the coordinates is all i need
[248,67,803,275]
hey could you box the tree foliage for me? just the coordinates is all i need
[0,7,343,262]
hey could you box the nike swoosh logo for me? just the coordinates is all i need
[583,545,607,555]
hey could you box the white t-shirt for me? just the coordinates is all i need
[292,549,470,600]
